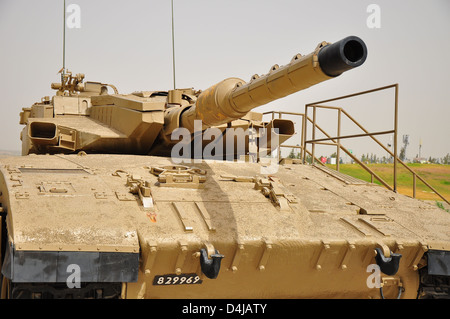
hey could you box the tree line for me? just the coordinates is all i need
[288,148,450,165]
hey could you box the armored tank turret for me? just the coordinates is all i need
[19,36,367,159]
[1,35,450,300]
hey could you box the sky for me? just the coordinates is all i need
[0,0,449,160]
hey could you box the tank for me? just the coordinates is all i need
[1,36,449,300]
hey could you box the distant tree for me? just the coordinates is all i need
[370,153,378,163]
[288,148,296,159]
[399,146,406,161]
[442,153,450,164]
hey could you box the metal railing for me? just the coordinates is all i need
[264,84,449,205]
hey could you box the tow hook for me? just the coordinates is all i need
[374,248,402,276]
[200,248,224,279]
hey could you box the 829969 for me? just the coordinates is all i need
[153,273,203,286]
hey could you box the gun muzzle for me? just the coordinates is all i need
[317,36,367,77]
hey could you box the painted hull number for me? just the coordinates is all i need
[153,273,202,286]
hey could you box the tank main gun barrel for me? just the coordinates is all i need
[166,36,367,134]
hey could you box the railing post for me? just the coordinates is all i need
[300,114,305,162]
[303,106,308,164]
[393,84,399,192]
[312,106,316,165]
[337,108,341,171]
[278,112,282,162]
[413,174,416,198]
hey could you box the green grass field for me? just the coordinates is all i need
[327,163,450,203]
